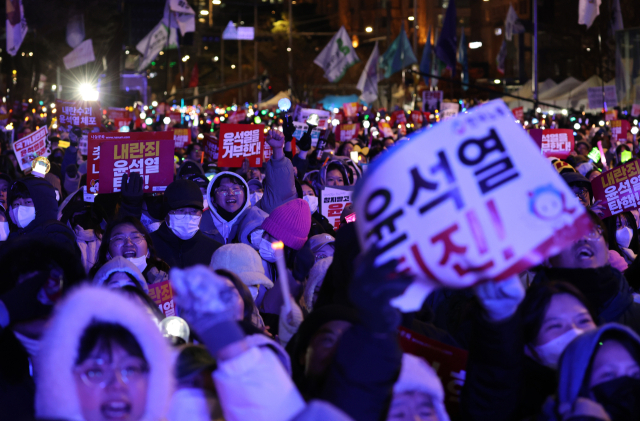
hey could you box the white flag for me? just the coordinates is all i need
[314,26,360,83]
[162,0,195,36]
[578,0,602,29]
[63,39,95,70]
[6,0,28,57]
[505,5,524,41]
[136,22,170,72]
[357,42,380,104]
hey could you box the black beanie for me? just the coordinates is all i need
[164,179,203,211]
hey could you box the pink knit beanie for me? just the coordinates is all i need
[261,199,311,250]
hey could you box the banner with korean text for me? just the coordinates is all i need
[529,129,574,160]
[218,123,265,167]
[13,126,49,171]
[591,161,640,218]
[55,100,102,129]
[320,185,354,230]
[148,280,178,317]
[354,99,591,311]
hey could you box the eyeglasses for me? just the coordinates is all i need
[110,233,146,246]
[215,187,243,197]
[74,358,149,388]
[169,209,202,218]
[584,225,604,241]
[574,188,590,200]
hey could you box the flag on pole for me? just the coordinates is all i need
[578,0,602,29]
[419,26,432,86]
[314,26,360,83]
[505,5,525,41]
[136,22,171,72]
[435,0,457,75]
[379,24,418,79]
[431,29,442,88]
[357,41,381,104]
[496,39,507,75]
[612,0,626,105]
[458,28,469,90]
[162,0,196,36]
[6,0,27,57]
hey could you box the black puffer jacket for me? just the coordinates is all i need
[149,222,222,269]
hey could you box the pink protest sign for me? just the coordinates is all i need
[529,129,574,160]
[591,161,640,218]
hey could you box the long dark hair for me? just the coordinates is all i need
[521,281,598,346]
[88,216,168,278]
[603,211,639,257]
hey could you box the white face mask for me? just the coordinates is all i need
[11,206,36,229]
[617,226,633,249]
[303,195,319,214]
[140,212,162,233]
[127,255,148,273]
[529,328,584,369]
[250,192,263,207]
[0,222,9,241]
[250,229,264,250]
[169,214,201,240]
[259,238,277,262]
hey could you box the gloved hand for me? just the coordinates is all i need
[170,265,244,354]
[69,126,83,148]
[121,172,143,207]
[0,271,54,324]
[474,275,525,322]
[348,246,414,334]
[297,125,314,152]
[278,297,304,346]
[266,129,285,150]
[282,115,295,143]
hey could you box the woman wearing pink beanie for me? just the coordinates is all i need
[257,199,311,314]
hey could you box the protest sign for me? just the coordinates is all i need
[227,109,247,124]
[529,129,574,160]
[423,90,444,112]
[398,327,467,418]
[203,134,219,161]
[343,102,360,118]
[168,110,182,123]
[148,280,178,317]
[13,126,49,171]
[605,110,618,121]
[391,110,407,126]
[336,123,360,142]
[410,111,424,126]
[173,128,190,148]
[632,104,640,118]
[441,102,459,120]
[378,121,394,138]
[591,161,640,218]
[218,123,265,167]
[56,100,102,129]
[294,107,331,130]
[354,99,591,311]
[587,86,618,109]
[88,132,173,194]
[107,108,131,120]
[292,121,321,147]
[610,120,631,143]
[320,185,354,230]
[512,106,524,122]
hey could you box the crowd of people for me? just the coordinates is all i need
[0,98,640,421]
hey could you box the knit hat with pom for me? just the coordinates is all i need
[261,199,311,250]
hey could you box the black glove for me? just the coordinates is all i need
[282,115,295,143]
[121,172,143,207]
[69,126,83,147]
[297,125,315,152]
[348,246,414,334]
[0,271,54,324]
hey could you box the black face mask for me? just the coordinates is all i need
[591,376,640,420]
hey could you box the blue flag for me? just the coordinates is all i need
[458,28,468,90]
[436,0,457,75]
[380,24,418,79]
[420,26,432,85]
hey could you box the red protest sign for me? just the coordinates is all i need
[227,110,247,124]
[512,106,524,122]
[218,123,265,168]
[89,132,174,194]
[13,126,49,171]
[410,111,424,125]
[343,102,360,118]
[203,134,219,161]
[378,121,394,138]
[173,128,190,148]
[605,110,618,121]
[56,100,102,129]
[398,327,468,418]
[148,280,178,317]
[107,107,131,120]
[529,129,575,160]
[336,123,360,142]
[591,160,640,218]
[611,120,631,143]
[632,104,640,118]
[391,110,407,126]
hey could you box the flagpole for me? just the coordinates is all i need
[532,0,538,105]
[288,0,293,96]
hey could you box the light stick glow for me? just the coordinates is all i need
[271,241,292,315]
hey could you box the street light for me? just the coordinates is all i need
[469,42,482,49]
[213,56,219,62]
[494,79,501,84]
[200,10,209,15]
[231,64,236,69]
[212,0,221,4]
[408,16,415,21]
[79,84,99,101]
[365,27,373,33]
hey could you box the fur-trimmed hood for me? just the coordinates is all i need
[35,285,174,421]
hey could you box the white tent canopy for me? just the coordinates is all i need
[541,75,615,111]
[505,78,557,110]
[539,77,582,102]
[258,91,294,109]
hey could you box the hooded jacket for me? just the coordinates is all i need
[310,159,350,196]
[35,285,174,421]
[150,222,222,269]
[540,324,640,420]
[6,177,78,256]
